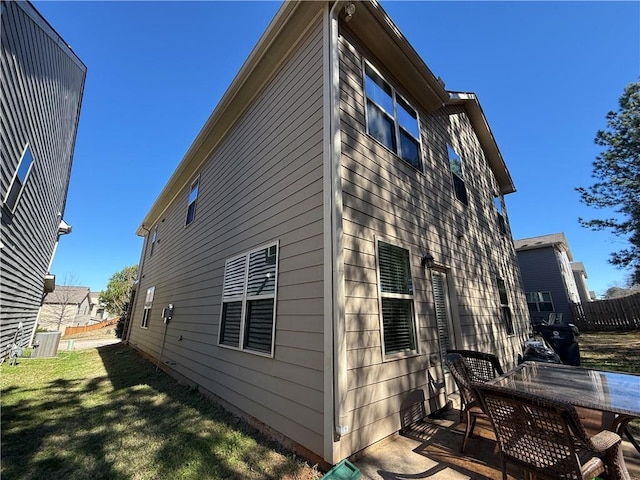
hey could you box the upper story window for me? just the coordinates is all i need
[494,196,507,234]
[4,145,34,213]
[376,239,418,357]
[364,62,422,170]
[219,243,279,356]
[150,226,158,256]
[448,144,468,205]
[496,277,514,335]
[141,286,155,329]
[185,178,199,226]
[526,292,554,313]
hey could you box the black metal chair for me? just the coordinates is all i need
[474,382,630,480]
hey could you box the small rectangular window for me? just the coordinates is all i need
[4,145,34,212]
[364,62,422,170]
[377,240,417,356]
[494,197,507,234]
[141,286,155,328]
[185,178,199,225]
[448,144,468,205]
[150,226,158,256]
[496,278,514,335]
[219,243,279,356]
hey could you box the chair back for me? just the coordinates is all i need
[445,352,478,408]
[474,383,599,480]
[447,349,504,382]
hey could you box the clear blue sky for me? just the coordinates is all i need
[35,1,639,297]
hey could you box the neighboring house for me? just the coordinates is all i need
[37,286,92,332]
[0,1,86,359]
[127,1,529,466]
[89,292,112,321]
[515,233,584,324]
[571,262,595,303]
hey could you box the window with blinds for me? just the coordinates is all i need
[377,240,417,356]
[218,243,278,355]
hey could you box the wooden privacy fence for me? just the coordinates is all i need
[63,318,118,337]
[570,293,640,331]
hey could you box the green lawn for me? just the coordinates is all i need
[1,344,320,480]
[578,330,640,374]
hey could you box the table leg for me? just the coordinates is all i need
[611,415,640,455]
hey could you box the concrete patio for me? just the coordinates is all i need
[351,407,640,480]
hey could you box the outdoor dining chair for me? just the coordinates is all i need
[447,349,505,382]
[445,352,492,452]
[473,382,631,480]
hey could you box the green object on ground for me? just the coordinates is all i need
[323,459,361,479]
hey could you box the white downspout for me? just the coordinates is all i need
[323,0,348,464]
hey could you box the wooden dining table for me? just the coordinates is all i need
[488,361,640,454]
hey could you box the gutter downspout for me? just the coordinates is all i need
[324,0,348,464]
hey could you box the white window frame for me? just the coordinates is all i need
[448,144,468,205]
[185,177,200,226]
[526,291,555,312]
[218,241,279,357]
[375,238,419,359]
[496,277,514,335]
[363,60,423,171]
[4,144,34,213]
[141,286,155,329]
[149,226,158,256]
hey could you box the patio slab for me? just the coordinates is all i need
[351,408,640,480]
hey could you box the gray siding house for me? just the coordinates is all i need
[128,1,529,465]
[0,0,86,360]
[515,232,583,324]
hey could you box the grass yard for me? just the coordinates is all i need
[0,344,321,480]
[578,330,640,374]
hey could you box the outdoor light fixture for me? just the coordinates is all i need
[344,3,356,22]
[421,253,435,269]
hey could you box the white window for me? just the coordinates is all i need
[185,178,199,226]
[141,286,155,328]
[150,226,158,256]
[496,278,514,335]
[376,240,418,356]
[364,62,422,170]
[219,243,279,356]
[526,292,554,313]
[448,144,468,205]
[494,196,507,234]
[4,145,34,213]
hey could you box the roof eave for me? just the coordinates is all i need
[447,91,515,195]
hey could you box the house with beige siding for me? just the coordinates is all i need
[128,0,529,466]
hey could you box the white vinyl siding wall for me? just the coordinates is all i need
[337,33,528,457]
[129,16,326,456]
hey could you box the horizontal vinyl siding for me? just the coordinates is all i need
[337,34,527,456]
[129,17,325,456]
[0,1,85,359]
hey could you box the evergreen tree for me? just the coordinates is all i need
[577,81,640,284]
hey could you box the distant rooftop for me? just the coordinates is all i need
[514,232,573,261]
